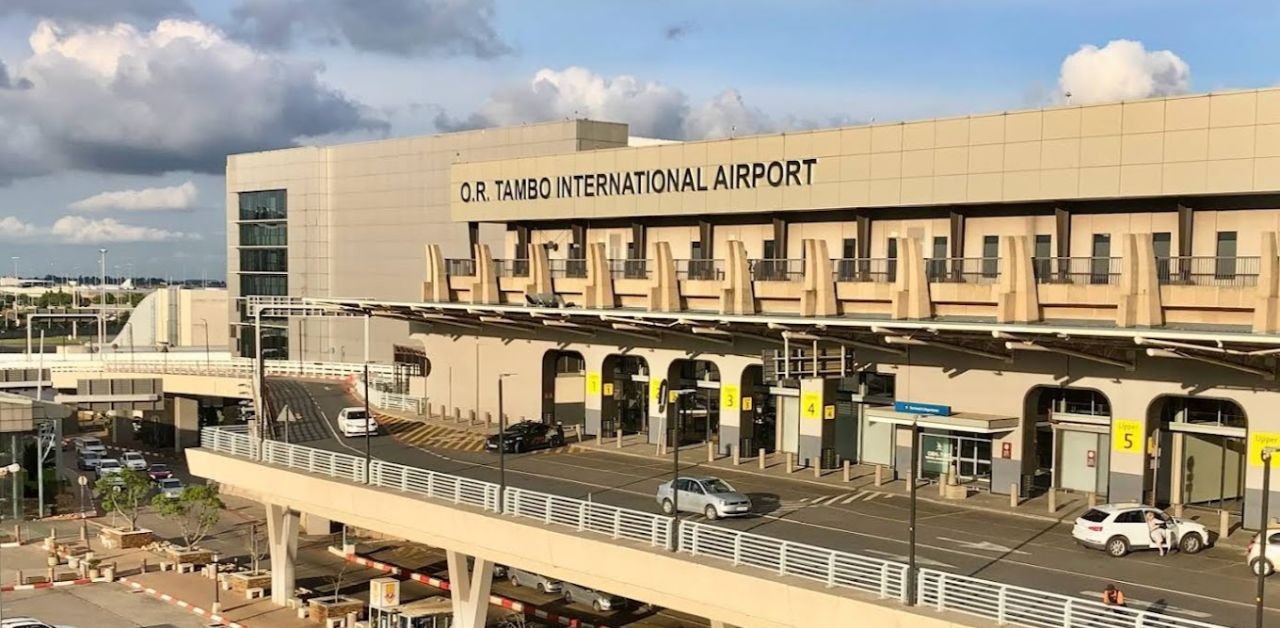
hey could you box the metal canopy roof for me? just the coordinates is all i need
[309,297,1280,378]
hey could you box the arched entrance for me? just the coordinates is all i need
[666,359,720,448]
[740,365,775,454]
[601,355,649,436]
[1148,396,1246,515]
[1025,386,1111,498]
[541,350,585,428]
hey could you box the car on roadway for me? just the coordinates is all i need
[95,458,124,480]
[146,463,173,481]
[73,437,106,456]
[562,582,628,612]
[156,478,185,500]
[1247,528,1280,575]
[656,476,753,520]
[121,451,147,471]
[507,567,561,594]
[1072,503,1209,557]
[336,407,379,437]
[1,617,66,628]
[484,421,565,454]
[76,451,103,471]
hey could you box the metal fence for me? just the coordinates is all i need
[926,257,1001,284]
[352,374,427,414]
[370,460,498,511]
[674,259,725,281]
[444,258,477,277]
[679,521,908,602]
[548,259,588,279]
[607,259,651,280]
[1157,256,1260,288]
[505,487,671,548]
[261,440,366,483]
[492,259,531,278]
[832,258,897,283]
[748,259,805,282]
[1033,257,1121,286]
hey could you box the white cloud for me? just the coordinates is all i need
[0,19,384,183]
[69,181,198,212]
[49,216,199,243]
[1058,39,1191,105]
[0,217,39,240]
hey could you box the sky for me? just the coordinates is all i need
[0,0,1278,280]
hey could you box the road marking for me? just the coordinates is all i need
[1079,591,1214,619]
[843,492,865,504]
[865,550,954,569]
[937,536,1030,555]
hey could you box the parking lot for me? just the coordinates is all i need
[2,583,208,627]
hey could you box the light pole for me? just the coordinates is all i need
[1258,446,1279,628]
[666,387,695,552]
[98,249,107,354]
[363,361,371,483]
[497,373,514,513]
[78,475,88,542]
[198,318,210,368]
[0,461,22,623]
[9,257,19,309]
[906,417,921,606]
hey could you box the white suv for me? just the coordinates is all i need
[121,451,147,471]
[1072,503,1210,557]
[336,407,378,437]
[1248,528,1280,575]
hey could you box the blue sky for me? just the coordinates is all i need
[0,0,1278,279]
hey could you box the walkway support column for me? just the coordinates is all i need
[265,503,299,606]
[445,550,494,628]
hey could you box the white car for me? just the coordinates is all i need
[1072,503,1210,557]
[1247,528,1280,575]
[74,437,106,456]
[156,478,185,500]
[1,617,66,628]
[336,407,379,437]
[95,459,123,480]
[121,451,147,471]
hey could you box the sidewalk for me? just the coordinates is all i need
[121,572,314,628]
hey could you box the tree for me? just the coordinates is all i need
[96,470,152,531]
[152,483,224,549]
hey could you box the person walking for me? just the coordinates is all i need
[1102,584,1126,607]
[1146,511,1170,556]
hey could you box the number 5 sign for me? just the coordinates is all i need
[1111,419,1144,454]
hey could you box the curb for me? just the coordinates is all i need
[0,577,108,592]
[330,547,610,628]
[119,577,247,628]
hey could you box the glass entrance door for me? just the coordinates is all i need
[957,437,992,482]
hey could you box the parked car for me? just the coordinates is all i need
[1248,528,1280,575]
[655,476,753,520]
[336,407,379,437]
[0,617,62,628]
[484,421,565,453]
[156,478,185,500]
[74,437,106,456]
[146,463,173,481]
[1072,503,1210,557]
[76,451,103,471]
[562,582,628,612]
[95,458,123,480]
[121,451,147,471]
[507,567,561,594]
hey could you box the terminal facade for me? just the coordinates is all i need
[228,88,1280,527]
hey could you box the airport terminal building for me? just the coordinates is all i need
[228,87,1280,527]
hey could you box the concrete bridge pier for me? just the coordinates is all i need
[445,549,494,628]
[266,502,299,606]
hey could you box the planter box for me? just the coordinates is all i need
[227,571,272,593]
[99,528,154,549]
[164,547,215,566]
[308,596,363,624]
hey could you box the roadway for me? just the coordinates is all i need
[267,377,1268,627]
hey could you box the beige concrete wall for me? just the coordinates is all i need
[454,89,1280,222]
[178,289,230,348]
[190,449,977,628]
[51,371,250,400]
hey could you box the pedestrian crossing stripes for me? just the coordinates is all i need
[788,490,897,509]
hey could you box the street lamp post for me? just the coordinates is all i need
[667,388,695,552]
[497,373,514,513]
[363,361,371,483]
[78,475,88,542]
[906,417,921,606]
[97,249,107,355]
[0,462,23,623]
[199,318,210,368]
[1257,446,1279,628]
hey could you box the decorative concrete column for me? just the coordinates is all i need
[581,347,613,437]
[1253,232,1279,333]
[1105,394,1152,504]
[890,237,932,320]
[422,244,449,302]
[995,235,1040,323]
[648,242,680,312]
[265,502,298,606]
[445,550,494,628]
[1116,233,1163,327]
[710,356,754,456]
[720,240,755,315]
[529,240,553,297]
[800,239,837,317]
[584,243,615,308]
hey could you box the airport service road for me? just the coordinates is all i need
[271,378,1268,627]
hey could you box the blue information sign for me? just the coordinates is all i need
[893,401,952,416]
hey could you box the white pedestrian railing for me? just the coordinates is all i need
[504,487,671,548]
[351,375,427,415]
[679,521,909,602]
[14,357,394,380]
[198,427,1224,628]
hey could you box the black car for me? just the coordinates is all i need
[484,421,565,453]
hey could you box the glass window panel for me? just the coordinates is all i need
[238,190,287,221]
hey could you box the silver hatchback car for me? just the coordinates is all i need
[656,476,752,520]
[562,582,628,612]
[507,567,561,594]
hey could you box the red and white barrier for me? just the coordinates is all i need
[119,578,247,628]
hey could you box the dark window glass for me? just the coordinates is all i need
[239,249,288,273]
[1153,232,1171,282]
[1080,509,1109,523]
[842,238,857,259]
[929,237,947,280]
[886,239,898,282]
[1115,510,1144,524]
[238,190,287,221]
[691,241,703,260]
[1216,231,1238,278]
[1034,235,1052,278]
[763,240,777,259]
[1091,234,1112,285]
[981,235,999,277]
[239,223,287,246]
[555,354,585,374]
[239,275,288,297]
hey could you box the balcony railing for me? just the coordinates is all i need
[1157,256,1260,288]
[493,258,530,278]
[674,259,725,281]
[444,258,476,277]
[926,257,1000,284]
[1032,257,1120,286]
[548,258,588,279]
[833,258,897,283]
[608,259,652,280]
[749,258,805,282]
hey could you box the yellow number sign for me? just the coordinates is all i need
[1250,432,1280,467]
[742,397,753,411]
[801,392,821,420]
[585,372,601,396]
[1111,419,1144,454]
[649,379,661,401]
[823,405,836,420]
[602,382,615,397]
[720,384,740,411]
